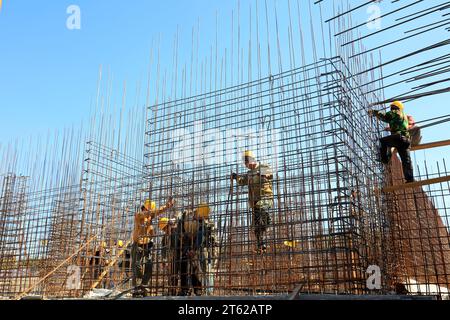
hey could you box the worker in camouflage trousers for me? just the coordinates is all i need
[232,150,274,254]
[368,101,415,183]
[195,204,218,295]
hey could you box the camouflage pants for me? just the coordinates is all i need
[199,248,217,295]
[252,200,273,249]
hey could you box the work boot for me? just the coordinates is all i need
[260,244,267,254]
[194,288,203,296]
[253,244,267,255]
[132,287,144,298]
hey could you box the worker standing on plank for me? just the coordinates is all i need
[232,150,274,254]
[368,101,415,183]
[131,197,174,297]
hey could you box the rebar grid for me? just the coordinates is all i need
[142,58,386,296]
[0,0,450,300]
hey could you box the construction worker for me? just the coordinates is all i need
[90,241,107,284]
[160,216,180,295]
[159,203,217,296]
[178,209,203,296]
[368,101,415,183]
[194,203,218,295]
[106,240,125,289]
[232,150,274,253]
[131,197,174,297]
[118,242,132,276]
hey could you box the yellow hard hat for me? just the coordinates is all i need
[244,150,255,158]
[195,203,210,219]
[117,240,124,247]
[158,217,170,230]
[283,240,297,248]
[144,199,156,211]
[101,241,107,248]
[390,101,404,111]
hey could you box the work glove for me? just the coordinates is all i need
[368,109,374,116]
[231,173,238,180]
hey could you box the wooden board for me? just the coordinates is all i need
[383,175,450,193]
[411,139,450,151]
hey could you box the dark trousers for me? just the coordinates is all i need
[131,242,153,287]
[380,134,414,182]
[180,251,202,295]
[168,254,179,295]
[252,206,272,249]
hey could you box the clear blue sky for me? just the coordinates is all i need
[0,0,237,140]
[1,0,449,175]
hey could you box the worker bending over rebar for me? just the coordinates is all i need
[131,197,174,297]
[160,203,217,296]
[368,101,415,183]
[232,150,274,254]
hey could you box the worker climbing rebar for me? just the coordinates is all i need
[232,150,274,254]
[368,101,415,183]
[131,197,174,297]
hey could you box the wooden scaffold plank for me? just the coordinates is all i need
[383,175,450,193]
[411,139,450,151]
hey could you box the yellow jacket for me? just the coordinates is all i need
[132,204,171,245]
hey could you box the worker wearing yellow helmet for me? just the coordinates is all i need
[194,203,218,295]
[174,204,218,296]
[194,202,211,220]
[231,150,274,254]
[368,101,415,183]
[131,196,175,297]
[143,199,157,211]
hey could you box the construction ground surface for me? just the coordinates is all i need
[1,1,450,300]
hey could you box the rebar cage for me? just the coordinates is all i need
[1,57,450,299]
